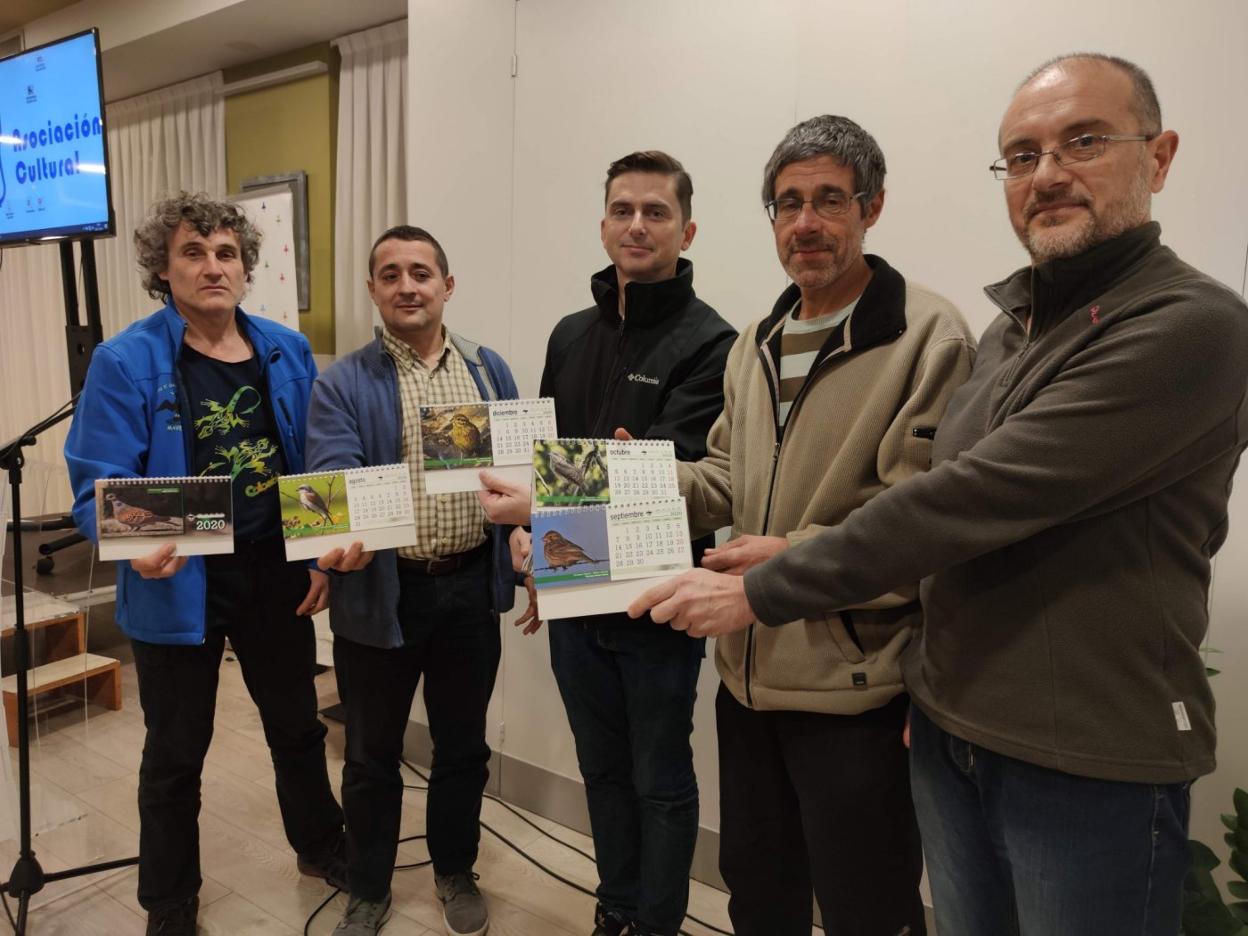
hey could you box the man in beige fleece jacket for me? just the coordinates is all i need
[672,115,975,936]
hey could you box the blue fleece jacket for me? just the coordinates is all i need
[305,329,519,649]
[63,300,318,645]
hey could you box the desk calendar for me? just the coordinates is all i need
[95,476,233,560]
[532,438,679,507]
[422,398,557,494]
[531,496,692,618]
[279,464,418,560]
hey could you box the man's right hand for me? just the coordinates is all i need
[509,526,532,574]
[130,543,188,579]
[318,541,375,573]
[477,469,533,526]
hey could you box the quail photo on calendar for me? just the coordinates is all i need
[94,476,233,560]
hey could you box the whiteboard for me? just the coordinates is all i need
[229,186,299,330]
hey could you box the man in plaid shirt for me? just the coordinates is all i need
[306,226,519,936]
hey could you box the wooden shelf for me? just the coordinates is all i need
[0,596,123,744]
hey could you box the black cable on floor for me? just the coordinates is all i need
[399,758,734,936]
[302,831,430,935]
[0,891,16,933]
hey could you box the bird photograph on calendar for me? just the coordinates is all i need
[419,402,494,470]
[533,439,611,505]
[277,473,351,538]
[95,477,233,543]
[531,506,612,588]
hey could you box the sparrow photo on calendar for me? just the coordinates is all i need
[531,506,612,589]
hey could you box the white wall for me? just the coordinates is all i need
[408,0,1248,871]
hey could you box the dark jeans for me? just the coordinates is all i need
[131,539,343,911]
[548,618,703,936]
[909,705,1192,936]
[717,685,925,936]
[333,554,500,901]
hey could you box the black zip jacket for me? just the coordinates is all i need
[540,258,736,459]
[540,258,737,625]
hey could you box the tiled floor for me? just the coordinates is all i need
[0,658,740,935]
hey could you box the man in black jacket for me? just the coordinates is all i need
[483,151,735,936]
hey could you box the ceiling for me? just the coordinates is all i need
[6,0,407,100]
[0,0,80,39]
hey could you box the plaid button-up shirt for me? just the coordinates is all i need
[382,327,488,559]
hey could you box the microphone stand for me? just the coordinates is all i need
[0,399,138,935]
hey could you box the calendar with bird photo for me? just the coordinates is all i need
[278,473,351,538]
[420,402,493,470]
[94,476,233,558]
[531,506,612,588]
[533,439,611,505]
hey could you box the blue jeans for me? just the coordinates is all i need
[909,705,1191,936]
[549,618,704,936]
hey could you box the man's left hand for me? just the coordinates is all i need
[628,568,757,638]
[513,576,543,636]
[701,534,788,575]
[296,568,330,616]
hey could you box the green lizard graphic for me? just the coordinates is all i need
[203,437,279,486]
[195,386,263,439]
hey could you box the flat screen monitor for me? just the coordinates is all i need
[0,29,114,248]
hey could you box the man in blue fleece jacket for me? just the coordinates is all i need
[64,193,344,936]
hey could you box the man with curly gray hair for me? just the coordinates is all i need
[65,191,345,936]
[133,192,263,301]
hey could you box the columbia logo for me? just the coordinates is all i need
[627,373,660,385]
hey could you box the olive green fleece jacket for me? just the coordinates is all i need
[745,223,1248,783]
[678,255,975,715]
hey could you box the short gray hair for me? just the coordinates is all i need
[134,192,261,301]
[1020,53,1162,136]
[761,115,886,210]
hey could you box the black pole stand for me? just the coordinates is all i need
[0,236,137,934]
[1,407,139,934]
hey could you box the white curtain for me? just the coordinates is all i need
[333,20,407,356]
[97,73,226,338]
[0,73,224,514]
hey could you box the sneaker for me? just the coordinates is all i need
[590,903,630,936]
[332,892,393,935]
[298,834,349,890]
[146,896,199,935]
[434,870,489,935]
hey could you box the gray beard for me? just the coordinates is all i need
[1023,167,1152,264]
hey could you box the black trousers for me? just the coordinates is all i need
[716,685,925,936]
[132,539,343,911]
[333,553,500,901]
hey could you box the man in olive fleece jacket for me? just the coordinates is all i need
[632,55,1248,936]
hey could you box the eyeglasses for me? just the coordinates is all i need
[765,191,866,222]
[990,133,1155,180]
